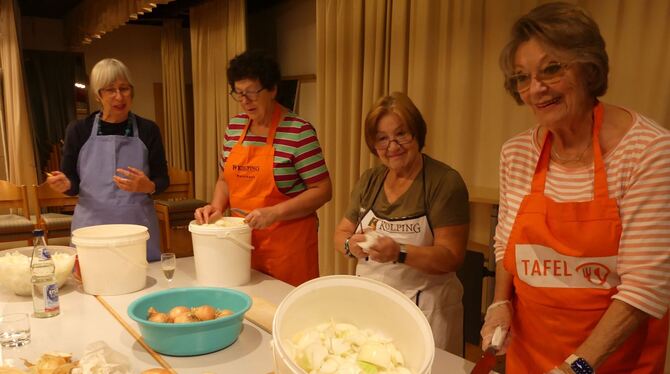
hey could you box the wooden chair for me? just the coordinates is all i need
[153,167,206,257]
[30,182,78,242]
[0,180,33,245]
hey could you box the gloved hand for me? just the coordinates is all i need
[480,300,513,354]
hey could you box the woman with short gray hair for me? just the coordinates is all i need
[47,58,168,262]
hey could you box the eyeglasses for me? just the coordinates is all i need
[374,132,414,150]
[510,62,570,93]
[230,87,265,102]
[99,86,132,97]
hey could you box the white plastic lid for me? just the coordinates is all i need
[188,217,251,235]
[71,224,149,247]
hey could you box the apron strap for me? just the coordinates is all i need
[531,102,608,200]
[237,103,283,145]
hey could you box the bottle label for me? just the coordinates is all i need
[44,283,60,312]
[39,248,51,260]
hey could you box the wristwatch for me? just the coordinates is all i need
[396,244,408,264]
[565,354,594,374]
[344,238,356,258]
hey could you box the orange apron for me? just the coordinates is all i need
[223,104,319,287]
[503,103,668,373]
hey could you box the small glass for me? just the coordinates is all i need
[160,253,176,283]
[0,313,31,348]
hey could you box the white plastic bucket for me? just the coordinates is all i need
[188,217,253,286]
[71,224,149,295]
[272,275,435,374]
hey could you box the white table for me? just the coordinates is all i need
[1,257,476,373]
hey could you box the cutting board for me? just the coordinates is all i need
[245,296,277,334]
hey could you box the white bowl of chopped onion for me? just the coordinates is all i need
[0,246,76,296]
[272,275,435,374]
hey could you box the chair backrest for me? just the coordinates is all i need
[152,167,193,201]
[30,182,78,225]
[0,180,30,218]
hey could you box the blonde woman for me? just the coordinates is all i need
[47,58,168,262]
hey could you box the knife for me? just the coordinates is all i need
[471,325,506,374]
[230,208,250,217]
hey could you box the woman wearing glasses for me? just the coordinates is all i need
[46,58,168,262]
[481,3,670,373]
[333,92,470,355]
[194,50,332,287]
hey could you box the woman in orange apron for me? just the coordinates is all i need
[481,3,670,373]
[194,51,332,287]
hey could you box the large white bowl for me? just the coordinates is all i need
[0,246,77,296]
[272,275,435,374]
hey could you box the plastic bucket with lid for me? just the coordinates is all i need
[272,275,435,373]
[188,217,253,286]
[71,224,149,295]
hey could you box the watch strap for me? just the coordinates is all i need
[344,238,356,258]
[565,354,594,374]
[396,244,408,263]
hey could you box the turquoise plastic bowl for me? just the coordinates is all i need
[127,287,252,356]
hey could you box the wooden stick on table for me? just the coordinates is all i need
[95,295,176,373]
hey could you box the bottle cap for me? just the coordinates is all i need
[33,229,45,237]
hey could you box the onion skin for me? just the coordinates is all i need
[192,305,217,321]
[173,313,198,323]
[148,312,170,323]
[168,306,190,320]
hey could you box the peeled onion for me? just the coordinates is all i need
[192,305,216,321]
[148,312,170,323]
[216,309,233,318]
[168,306,190,320]
[147,307,158,316]
[173,313,198,323]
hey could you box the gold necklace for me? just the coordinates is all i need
[551,141,592,162]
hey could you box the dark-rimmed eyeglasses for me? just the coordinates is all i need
[230,87,265,102]
[374,132,414,150]
[510,62,570,93]
[99,86,132,97]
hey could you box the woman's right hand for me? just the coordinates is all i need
[346,233,369,258]
[194,204,222,224]
[46,171,71,194]
[480,300,513,354]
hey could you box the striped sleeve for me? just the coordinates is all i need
[219,114,248,171]
[612,124,670,318]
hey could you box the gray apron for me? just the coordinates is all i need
[355,160,464,355]
[71,112,161,262]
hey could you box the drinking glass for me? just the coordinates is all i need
[160,253,176,283]
[0,313,30,348]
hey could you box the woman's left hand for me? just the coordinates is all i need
[367,236,401,263]
[244,206,280,229]
[114,166,155,193]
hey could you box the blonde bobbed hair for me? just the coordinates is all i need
[90,58,134,101]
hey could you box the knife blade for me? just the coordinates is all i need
[471,325,506,374]
[230,208,249,217]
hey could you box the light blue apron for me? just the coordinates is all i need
[71,112,161,262]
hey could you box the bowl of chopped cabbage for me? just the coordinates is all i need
[272,275,435,374]
[0,246,76,296]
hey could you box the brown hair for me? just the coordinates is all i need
[364,92,427,155]
[500,2,608,104]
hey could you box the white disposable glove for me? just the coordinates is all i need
[480,300,513,354]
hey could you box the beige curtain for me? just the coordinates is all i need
[161,19,189,170]
[317,0,670,276]
[190,0,246,200]
[0,0,37,186]
[64,0,175,48]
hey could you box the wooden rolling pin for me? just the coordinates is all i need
[244,296,277,334]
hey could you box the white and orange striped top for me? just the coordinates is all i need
[495,108,670,318]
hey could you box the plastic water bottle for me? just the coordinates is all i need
[30,229,60,318]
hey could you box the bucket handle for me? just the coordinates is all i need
[106,245,149,270]
[215,231,255,251]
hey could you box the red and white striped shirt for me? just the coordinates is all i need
[495,109,670,318]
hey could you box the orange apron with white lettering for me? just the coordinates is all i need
[503,103,668,373]
[223,104,319,287]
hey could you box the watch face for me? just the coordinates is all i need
[570,357,594,374]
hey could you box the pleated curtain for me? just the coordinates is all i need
[0,0,37,186]
[161,19,190,170]
[189,0,246,200]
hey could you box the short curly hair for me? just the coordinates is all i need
[500,2,609,105]
[227,50,281,92]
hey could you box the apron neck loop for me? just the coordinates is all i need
[239,102,282,145]
[531,101,608,199]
